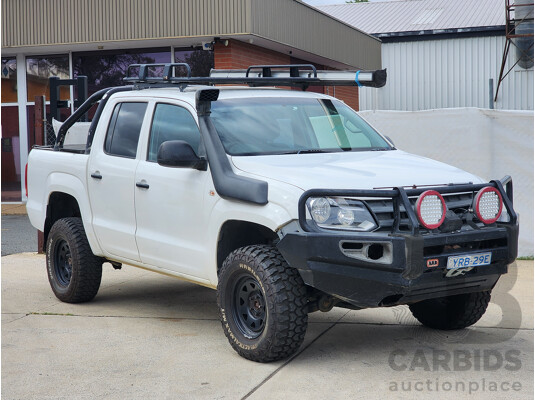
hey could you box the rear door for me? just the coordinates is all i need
[88,99,149,262]
[134,101,211,278]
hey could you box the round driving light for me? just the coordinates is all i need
[415,190,446,229]
[475,187,503,224]
[337,208,355,226]
[310,197,331,224]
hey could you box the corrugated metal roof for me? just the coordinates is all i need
[317,0,505,35]
[1,0,381,70]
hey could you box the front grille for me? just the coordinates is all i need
[365,192,474,233]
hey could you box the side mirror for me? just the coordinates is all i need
[157,140,207,170]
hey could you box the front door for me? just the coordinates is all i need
[134,102,210,278]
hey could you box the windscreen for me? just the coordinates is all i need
[210,97,392,156]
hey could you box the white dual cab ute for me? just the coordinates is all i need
[27,64,518,362]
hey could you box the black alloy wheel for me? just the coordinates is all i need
[232,275,266,339]
[53,239,73,287]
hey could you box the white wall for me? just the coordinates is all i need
[360,36,534,111]
[359,107,534,256]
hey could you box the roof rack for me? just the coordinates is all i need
[123,63,387,89]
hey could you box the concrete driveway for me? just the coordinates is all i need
[2,253,533,400]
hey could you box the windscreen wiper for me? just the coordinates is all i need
[281,149,335,155]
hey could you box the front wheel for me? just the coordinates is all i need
[409,291,491,330]
[217,245,308,362]
[46,217,102,303]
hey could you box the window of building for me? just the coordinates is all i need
[1,57,17,104]
[72,48,215,94]
[1,106,21,199]
[174,49,214,77]
[26,55,69,102]
[148,103,200,162]
[104,102,148,158]
[1,57,21,199]
[73,48,172,95]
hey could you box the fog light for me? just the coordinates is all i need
[475,187,503,224]
[415,190,446,229]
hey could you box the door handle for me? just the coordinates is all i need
[91,172,102,180]
[136,181,150,189]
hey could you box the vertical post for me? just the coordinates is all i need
[34,95,46,253]
[16,53,28,202]
[69,51,74,114]
[49,76,61,121]
[75,76,88,121]
[170,47,176,77]
[34,95,45,146]
[489,78,494,109]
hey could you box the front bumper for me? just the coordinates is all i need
[277,178,519,309]
[277,224,518,309]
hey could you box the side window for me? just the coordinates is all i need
[104,102,148,158]
[148,103,201,162]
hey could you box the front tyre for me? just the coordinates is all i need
[409,291,491,330]
[46,217,102,303]
[217,245,308,362]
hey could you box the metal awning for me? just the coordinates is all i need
[1,0,381,70]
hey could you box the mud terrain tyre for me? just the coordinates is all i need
[217,245,308,362]
[409,291,491,330]
[46,217,102,303]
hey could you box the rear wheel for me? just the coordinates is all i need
[46,217,102,303]
[217,245,308,362]
[409,291,491,330]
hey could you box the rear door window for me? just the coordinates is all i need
[104,102,148,158]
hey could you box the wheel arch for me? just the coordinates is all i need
[216,220,278,275]
[41,171,102,255]
[205,195,296,285]
[44,192,81,252]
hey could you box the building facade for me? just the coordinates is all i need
[1,0,381,202]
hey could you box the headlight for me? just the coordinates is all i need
[306,197,378,231]
[309,197,330,223]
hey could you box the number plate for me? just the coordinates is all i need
[447,253,492,269]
